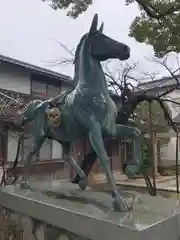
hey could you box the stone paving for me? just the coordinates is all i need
[91,173,180,192]
[28,171,180,193]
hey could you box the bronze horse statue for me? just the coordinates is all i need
[72,88,156,194]
[71,84,176,196]
[15,14,144,211]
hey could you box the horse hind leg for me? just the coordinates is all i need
[62,143,87,190]
[67,155,87,190]
[20,137,45,189]
[72,151,97,186]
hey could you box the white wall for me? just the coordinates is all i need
[52,140,63,160]
[160,138,180,164]
[160,90,180,164]
[0,62,30,94]
[165,90,180,118]
[39,139,52,160]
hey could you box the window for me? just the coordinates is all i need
[31,80,47,97]
[61,84,71,94]
[47,84,61,98]
[52,140,63,160]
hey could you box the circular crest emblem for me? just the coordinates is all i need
[47,107,61,127]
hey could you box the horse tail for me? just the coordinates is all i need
[21,99,43,123]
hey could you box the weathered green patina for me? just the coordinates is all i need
[72,88,156,195]
[18,14,143,211]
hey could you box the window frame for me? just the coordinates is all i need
[31,79,47,97]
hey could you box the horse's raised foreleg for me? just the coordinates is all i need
[20,136,45,189]
[72,124,142,184]
[88,121,129,212]
[109,124,142,177]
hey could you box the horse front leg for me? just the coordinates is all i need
[88,121,129,212]
[72,124,142,184]
[107,124,143,177]
[107,125,156,195]
[20,136,45,189]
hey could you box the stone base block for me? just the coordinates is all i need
[0,182,179,240]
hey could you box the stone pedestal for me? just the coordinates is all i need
[0,182,179,240]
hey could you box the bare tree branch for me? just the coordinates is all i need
[46,57,74,66]
[44,38,75,67]
[103,60,140,95]
[48,37,75,57]
[147,55,180,97]
[161,99,180,106]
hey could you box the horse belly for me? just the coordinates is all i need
[50,122,83,143]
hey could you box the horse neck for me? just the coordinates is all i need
[74,42,109,96]
[23,100,45,122]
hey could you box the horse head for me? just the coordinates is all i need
[73,14,131,87]
[88,14,130,61]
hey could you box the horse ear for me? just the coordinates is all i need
[89,14,98,33]
[99,22,104,33]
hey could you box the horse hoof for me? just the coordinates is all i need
[20,182,31,190]
[78,179,87,191]
[72,175,81,184]
[112,196,130,212]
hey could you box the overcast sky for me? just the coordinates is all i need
[0,0,173,79]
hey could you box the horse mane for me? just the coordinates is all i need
[21,99,43,123]
[73,34,88,64]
